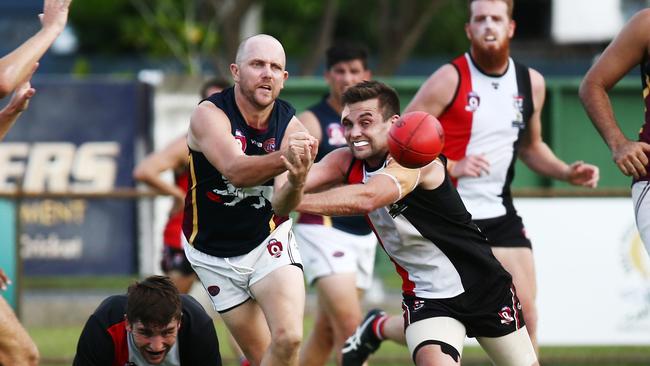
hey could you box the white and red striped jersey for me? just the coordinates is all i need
[347,157,511,299]
[439,53,533,219]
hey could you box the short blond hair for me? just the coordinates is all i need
[468,0,513,18]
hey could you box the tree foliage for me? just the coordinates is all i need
[68,0,469,76]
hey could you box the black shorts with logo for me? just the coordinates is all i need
[161,246,195,276]
[473,211,532,248]
[402,276,525,338]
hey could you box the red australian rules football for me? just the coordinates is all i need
[387,111,445,168]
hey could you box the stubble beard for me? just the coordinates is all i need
[241,84,274,110]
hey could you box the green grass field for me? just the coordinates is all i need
[20,275,650,365]
[28,320,650,366]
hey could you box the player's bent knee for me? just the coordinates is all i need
[271,329,302,358]
[337,314,362,337]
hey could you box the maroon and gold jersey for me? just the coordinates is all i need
[638,53,650,183]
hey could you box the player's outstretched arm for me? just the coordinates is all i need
[0,0,71,98]
[0,65,37,140]
[520,69,600,188]
[297,159,419,216]
[133,135,188,211]
[404,63,490,177]
[298,175,398,216]
[188,101,290,187]
[404,64,458,117]
[579,9,650,179]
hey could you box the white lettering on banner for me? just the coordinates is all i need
[20,233,83,259]
[0,143,28,190]
[20,199,87,226]
[0,142,120,192]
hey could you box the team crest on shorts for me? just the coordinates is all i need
[413,299,425,311]
[498,306,515,325]
[207,285,220,297]
[267,239,283,258]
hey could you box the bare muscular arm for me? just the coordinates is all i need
[521,69,599,187]
[404,63,490,178]
[188,102,310,187]
[579,9,650,179]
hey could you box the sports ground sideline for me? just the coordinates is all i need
[18,283,650,366]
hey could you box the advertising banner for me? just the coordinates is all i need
[0,79,150,275]
[515,198,649,345]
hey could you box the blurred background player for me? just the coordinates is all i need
[0,0,71,138]
[0,269,39,366]
[183,34,316,366]
[293,42,376,366]
[134,77,231,294]
[0,66,37,141]
[279,80,538,366]
[0,1,72,365]
[73,275,223,365]
[580,8,650,249]
[133,77,251,366]
[343,0,600,362]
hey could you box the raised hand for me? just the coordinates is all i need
[6,77,37,115]
[0,63,38,139]
[40,0,72,35]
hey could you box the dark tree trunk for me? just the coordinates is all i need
[376,0,443,75]
[298,0,340,76]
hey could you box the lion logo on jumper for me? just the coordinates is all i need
[212,176,273,209]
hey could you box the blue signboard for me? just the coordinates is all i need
[0,78,151,275]
[0,200,17,307]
